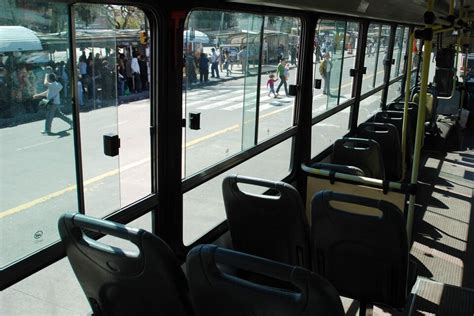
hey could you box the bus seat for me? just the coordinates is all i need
[387,101,418,135]
[357,122,402,181]
[311,191,416,312]
[310,162,365,177]
[186,244,345,316]
[58,213,194,316]
[374,111,413,165]
[332,137,385,180]
[412,92,435,123]
[222,175,310,269]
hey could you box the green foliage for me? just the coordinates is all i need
[105,5,145,29]
[187,11,237,30]
[75,5,98,27]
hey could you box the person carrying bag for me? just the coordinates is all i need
[34,73,73,135]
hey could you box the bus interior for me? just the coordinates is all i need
[1,0,474,315]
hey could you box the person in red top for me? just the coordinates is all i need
[266,73,278,98]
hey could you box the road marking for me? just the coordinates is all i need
[0,157,151,219]
[17,140,55,151]
[98,121,128,131]
[185,124,240,147]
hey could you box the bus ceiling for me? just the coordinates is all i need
[224,0,469,25]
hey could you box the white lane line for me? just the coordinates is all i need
[17,140,56,151]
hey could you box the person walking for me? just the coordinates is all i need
[266,73,278,98]
[275,58,289,97]
[319,52,332,95]
[33,73,72,135]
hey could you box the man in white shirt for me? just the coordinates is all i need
[130,53,142,93]
[210,48,220,78]
[33,73,73,135]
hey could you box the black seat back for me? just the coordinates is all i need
[187,244,345,316]
[311,191,409,308]
[332,137,385,180]
[357,122,402,181]
[222,175,310,268]
[311,162,365,177]
[374,110,413,163]
[58,213,194,316]
[387,101,418,141]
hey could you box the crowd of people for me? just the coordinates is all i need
[0,47,150,133]
[0,54,71,119]
[77,49,149,108]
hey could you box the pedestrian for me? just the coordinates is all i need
[290,44,297,65]
[139,54,148,90]
[199,53,209,82]
[275,58,289,96]
[277,44,284,62]
[238,46,248,75]
[210,48,220,78]
[131,52,142,93]
[223,50,232,76]
[11,64,37,113]
[33,73,72,135]
[266,73,278,98]
[319,52,332,95]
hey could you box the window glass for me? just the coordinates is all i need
[387,80,402,102]
[399,28,410,76]
[75,4,152,217]
[312,19,355,115]
[183,138,293,245]
[183,11,300,178]
[361,23,381,94]
[311,109,350,158]
[357,90,383,125]
[0,1,77,268]
[375,25,390,87]
[391,26,406,79]
[257,16,300,143]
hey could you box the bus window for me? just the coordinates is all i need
[257,15,300,143]
[0,1,77,269]
[374,24,391,87]
[313,19,354,114]
[387,80,403,102]
[74,4,152,217]
[357,90,383,125]
[311,110,350,158]
[391,26,407,79]
[182,11,300,178]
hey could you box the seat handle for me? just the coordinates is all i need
[203,244,304,289]
[68,213,141,244]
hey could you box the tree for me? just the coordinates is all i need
[105,5,145,29]
[75,5,99,27]
[187,11,237,31]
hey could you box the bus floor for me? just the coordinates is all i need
[407,126,474,315]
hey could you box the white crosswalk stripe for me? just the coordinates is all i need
[184,87,296,112]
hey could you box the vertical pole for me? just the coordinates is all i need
[407,0,434,244]
[401,32,414,179]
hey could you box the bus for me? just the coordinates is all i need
[1,0,473,315]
